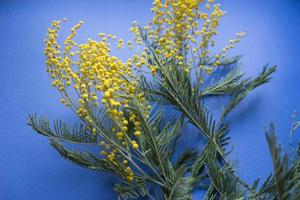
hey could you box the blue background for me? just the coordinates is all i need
[1,0,300,199]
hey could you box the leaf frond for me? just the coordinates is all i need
[221,65,277,118]
[27,114,98,144]
[50,139,115,173]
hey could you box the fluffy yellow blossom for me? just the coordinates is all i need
[44,19,152,182]
[134,130,141,136]
[131,140,139,149]
[130,0,244,77]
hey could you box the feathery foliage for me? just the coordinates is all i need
[265,124,300,200]
[27,0,298,199]
[50,139,115,172]
[28,114,98,144]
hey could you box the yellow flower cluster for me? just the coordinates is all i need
[150,0,205,57]
[44,19,150,182]
[131,0,244,76]
[212,31,246,69]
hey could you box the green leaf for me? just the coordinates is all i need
[50,139,115,173]
[139,76,169,105]
[201,66,246,96]
[156,116,185,160]
[27,114,97,144]
[114,180,149,200]
[205,158,243,199]
[266,123,300,200]
[221,65,277,119]
[248,174,276,199]
[152,63,225,158]
[174,148,198,171]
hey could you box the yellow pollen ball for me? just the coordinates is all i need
[134,131,141,136]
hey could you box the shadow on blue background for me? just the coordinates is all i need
[0,0,300,199]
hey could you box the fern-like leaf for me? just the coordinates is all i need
[156,116,184,160]
[27,114,98,144]
[221,65,276,118]
[266,123,300,200]
[201,66,245,96]
[50,139,116,173]
[114,180,149,200]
